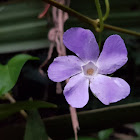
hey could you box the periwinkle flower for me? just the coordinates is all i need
[48,27,130,108]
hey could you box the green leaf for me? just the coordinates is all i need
[98,128,113,140]
[0,54,38,96]
[24,110,48,140]
[132,137,140,140]
[134,122,140,136]
[2,102,140,139]
[0,100,57,120]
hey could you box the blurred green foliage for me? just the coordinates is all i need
[24,110,48,140]
[0,100,57,120]
[98,128,113,140]
[69,128,113,140]
[134,122,140,136]
[0,0,50,53]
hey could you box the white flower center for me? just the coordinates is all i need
[82,62,98,77]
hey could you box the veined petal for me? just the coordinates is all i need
[64,73,89,108]
[97,35,128,74]
[90,74,130,105]
[48,55,83,82]
[63,27,99,62]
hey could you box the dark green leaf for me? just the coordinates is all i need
[134,122,140,136]
[24,110,48,140]
[0,54,38,96]
[44,102,140,139]
[98,128,113,140]
[0,100,57,120]
[1,102,140,139]
[132,137,140,140]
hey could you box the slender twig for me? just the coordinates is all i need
[38,4,50,18]
[5,93,27,118]
[43,0,97,28]
[104,24,140,36]
[43,0,140,37]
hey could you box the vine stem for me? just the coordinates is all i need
[95,0,104,32]
[43,0,140,37]
[103,0,110,21]
[94,0,104,49]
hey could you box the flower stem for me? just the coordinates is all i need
[94,0,104,32]
[103,0,110,21]
[43,0,140,37]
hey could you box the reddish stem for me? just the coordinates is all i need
[38,4,51,18]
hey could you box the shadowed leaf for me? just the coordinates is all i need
[0,100,57,120]
[98,128,113,140]
[134,122,140,136]
[24,110,48,140]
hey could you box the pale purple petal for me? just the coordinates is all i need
[63,27,99,62]
[64,73,89,108]
[96,35,128,74]
[90,74,130,105]
[48,55,83,82]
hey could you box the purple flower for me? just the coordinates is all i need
[48,27,130,108]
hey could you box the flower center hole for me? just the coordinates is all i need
[87,68,94,75]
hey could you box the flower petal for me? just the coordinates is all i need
[90,74,130,105]
[96,35,128,74]
[63,27,99,62]
[48,55,83,82]
[64,73,89,108]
